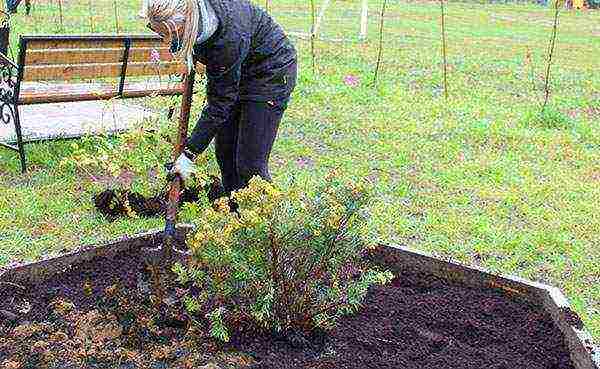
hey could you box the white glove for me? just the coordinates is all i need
[171,152,197,181]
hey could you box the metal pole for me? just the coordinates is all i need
[314,0,331,38]
[360,0,369,41]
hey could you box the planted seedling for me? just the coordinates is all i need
[174,174,393,345]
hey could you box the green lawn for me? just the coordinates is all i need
[0,1,598,339]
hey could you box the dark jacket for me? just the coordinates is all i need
[187,0,297,155]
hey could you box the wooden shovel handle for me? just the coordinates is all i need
[163,69,196,259]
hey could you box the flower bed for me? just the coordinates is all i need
[0,235,597,368]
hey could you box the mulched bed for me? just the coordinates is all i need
[0,249,576,369]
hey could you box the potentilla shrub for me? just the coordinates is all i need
[173,174,393,342]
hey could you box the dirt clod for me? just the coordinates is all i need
[93,176,225,220]
[559,307,584,330]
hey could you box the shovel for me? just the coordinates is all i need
[143,67,196,303]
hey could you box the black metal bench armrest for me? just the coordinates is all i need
[0,52,18,106]
[0,49,23,172]
[0,52,17,69]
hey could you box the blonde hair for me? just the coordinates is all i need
[142,0,200,70]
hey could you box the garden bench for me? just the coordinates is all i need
[0,34,192,173]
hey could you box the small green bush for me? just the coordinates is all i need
[523,106,573,130]
[172,174,393,342]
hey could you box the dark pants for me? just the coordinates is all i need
[215,97,290,193]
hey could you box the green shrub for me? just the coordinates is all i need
[172,174,393,342]
[523,106,573,130]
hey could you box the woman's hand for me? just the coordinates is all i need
[168,152,197,182]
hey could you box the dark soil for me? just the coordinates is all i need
[236,272,576,369]
[0,251,577,369]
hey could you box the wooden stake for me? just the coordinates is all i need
[114,0,121,34]
[265,0,271,13]
[439,0,449,100]
[360,0,369,41]
[88,0,94,33]
[542,0,562,112]
[373,0,387,84]
[310,0,316,74]
[58,0,64,32]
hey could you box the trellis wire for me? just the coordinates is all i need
[6,0,579,94]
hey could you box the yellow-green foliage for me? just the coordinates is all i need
[176,175,393,341]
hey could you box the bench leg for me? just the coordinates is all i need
[13,105,27,173]
[0,58,26,173]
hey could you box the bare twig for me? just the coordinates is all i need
[310,0,316,74]
[542,0,562,112]
[373,0,388,85]
[269,226,280,294]
[440,0,449,100]
[305,299,345,322]
[0,281,26,290]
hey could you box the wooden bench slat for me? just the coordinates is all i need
[23,61,186,81]
[25,48,175,65]
[18,81,184,105]
[25,38,169,50]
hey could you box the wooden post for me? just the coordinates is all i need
[542,0,562,112]
[265,0,271,13]
[88,0,94,33]
[310,0,316,74]
[440,0,449,100]
[113,0,121,34]
[360,0,369,41]
[373,0,387,84]
[58,0,64,32]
